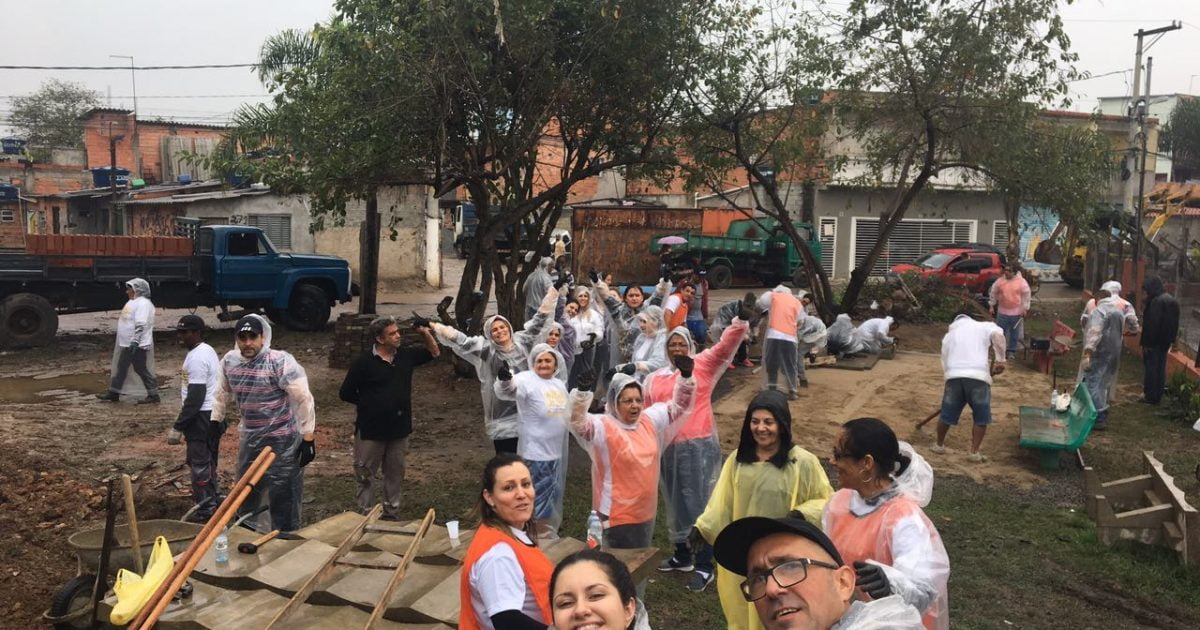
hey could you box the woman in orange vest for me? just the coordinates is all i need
[459,453,554,630]
[823,418,949,630]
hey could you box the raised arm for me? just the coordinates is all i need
[430,322,488,369]
[695,317,750,378]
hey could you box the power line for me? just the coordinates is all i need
[1,93,269,100]
[0,63,256,71]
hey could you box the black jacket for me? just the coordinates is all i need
[1140,276,1180,350]
[339,346,435,440]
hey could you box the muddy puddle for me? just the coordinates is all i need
[0,372,107,403]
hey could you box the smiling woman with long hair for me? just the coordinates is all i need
[459,454,554,630]
[691,389,833,630]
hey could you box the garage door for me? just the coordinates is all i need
[850,217,975,276]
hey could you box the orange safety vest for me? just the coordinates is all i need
[459,524,554,630]
[825,490,946,630]
[665,292,690,330]
[767,292,802,338]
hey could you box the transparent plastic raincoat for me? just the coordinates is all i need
[109,278,158,398]
[644,319,750,545]
[827,314,864,356]
[624,305,668,380]
[527,291,575,372]
[822,445,948,630]
[1082,295,1138,416]
[567,372,696,541]
[435,289,557,441]
[522,257,555,319]
[856,316,895,354]
[567,287,606,389]
[211,314,316,533]
[694,391,833,630]
[599,279,670,365]
[493,344,570,537]
[831,596,925,630]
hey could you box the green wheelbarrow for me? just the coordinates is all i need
[1018,382,1098,470]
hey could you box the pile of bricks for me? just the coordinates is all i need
[329,312,428,369]
[330,313,376,369]
[24,234,192,257]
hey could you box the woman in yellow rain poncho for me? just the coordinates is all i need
[690,389,834,630]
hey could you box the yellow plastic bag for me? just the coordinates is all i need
[110,535,174,625]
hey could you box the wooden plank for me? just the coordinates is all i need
[264,504,383,629]
[364,509,436,629]
[1111,503,1175,528]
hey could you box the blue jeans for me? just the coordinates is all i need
[527,459,563,522]
[995,314,1022,357]
[686,319,708,348]
[940,378,992,426]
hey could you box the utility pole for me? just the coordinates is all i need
[110,55,140,179]
[1126,22,1180,308]
[107,122,125,235]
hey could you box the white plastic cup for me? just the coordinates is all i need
[446,520,460,539]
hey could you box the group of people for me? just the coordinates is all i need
[95,259,1183,629]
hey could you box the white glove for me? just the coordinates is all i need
[1080,355,1091,372]
[538,287,560,314]
[655,278,671,296]
[430,322,451,338]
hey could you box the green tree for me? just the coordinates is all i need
[680,1,841,320]
[214,0,703,327]
[1160,97,1200,182]
[9,80,100,149]
[833,0,1080,312]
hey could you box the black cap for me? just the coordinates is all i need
[235,316,264,336]
[713,515,844,576]
[175,314,206,332]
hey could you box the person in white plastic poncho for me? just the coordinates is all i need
[713,515,924,630]
[596,278,670,367]
[855,316,897,355]
[645,301,753,591]
[431,287,559,453]
[824,418,949,630]
[493,343,570,539]
[794,290,828,388]
[611,305,669,382]
[96,278,160,404]
[1081,288,1140,431]
[567,356,697,551]
[692,389,834,629]
[211,314,317,534]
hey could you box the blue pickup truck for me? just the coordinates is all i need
[0,225,354,347]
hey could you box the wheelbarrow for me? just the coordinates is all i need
[44,519,203,629]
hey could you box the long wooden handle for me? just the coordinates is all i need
[253,530,280,547]
[122,473,144,575]
[129,447,276,630]
[916,409,940,429]
[363,509,435,629]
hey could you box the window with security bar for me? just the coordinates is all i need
[247,214,292,250]
[852,218,974,276]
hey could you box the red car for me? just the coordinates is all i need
[890,244,1006,295]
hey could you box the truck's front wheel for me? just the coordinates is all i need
[708,264,733,290]
[281,285,331,332]
[0,293,58,348]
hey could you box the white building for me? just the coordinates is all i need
[1097,94,1195,182]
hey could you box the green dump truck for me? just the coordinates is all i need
[650,218,822,289]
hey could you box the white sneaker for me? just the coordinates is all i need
[968,451,988,463]
[930,444,946,454]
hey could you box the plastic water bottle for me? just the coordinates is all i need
[1050,388,1059,409]
[214,528,229,565]
[586,511,603,550]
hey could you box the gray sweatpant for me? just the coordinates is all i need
[354,434,409,519]
[764,338,798,393]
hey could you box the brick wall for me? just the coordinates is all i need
[81,110,226,184]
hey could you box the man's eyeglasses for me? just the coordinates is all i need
[740,558,840,601]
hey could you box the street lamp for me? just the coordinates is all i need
[108,55,136,119]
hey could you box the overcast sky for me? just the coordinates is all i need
[2,0,1197,135]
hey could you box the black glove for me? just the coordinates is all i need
[738,292,757,321]
[497,363,513,382]
[673,355,695,378]
[853,561,892,599]
[554,276,567,291]
[687,527,705,554]
[619,363,637,376]
[576,367,598,392]
[411,312,432,329]
[580,333,597,351]
[298,439,316,467]
[589,269,600,283]
[604,367,618,381]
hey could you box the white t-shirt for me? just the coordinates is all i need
[468,527,546,629]
[510,371,569,462]
[181,342,221,411]
[663,294,682,314]
[116,297,155,347]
